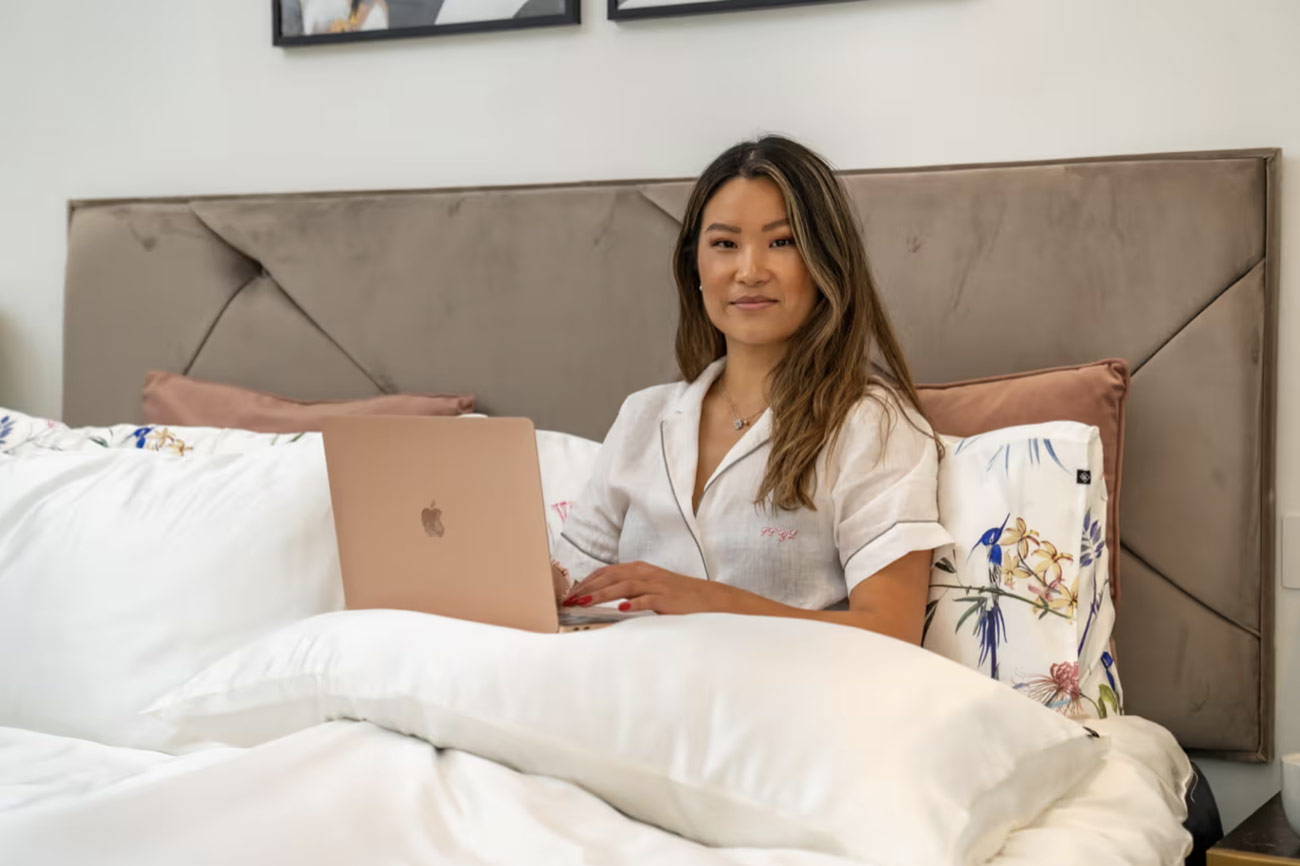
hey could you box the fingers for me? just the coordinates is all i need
[563,562,673,607]
[567,561,644,600]
[564,568,615,603]
[578,579,644,607]
[550,560,573,604]
[618,594,663,613]
[565,566,606,599]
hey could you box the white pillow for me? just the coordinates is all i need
[0,406,600,558]
[0,441,344,750]
[0,406,313,455]
[534,428,601,558]
[149,609,1105,865]
[925,421,1123,720]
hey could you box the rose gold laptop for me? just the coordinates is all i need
[320,415,639,633]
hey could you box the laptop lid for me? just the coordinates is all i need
[321,415,559,633]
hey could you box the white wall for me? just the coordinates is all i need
[1,0,1297,832]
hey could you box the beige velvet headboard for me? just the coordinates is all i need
[63,147,1279,761]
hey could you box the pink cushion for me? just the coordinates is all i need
[142,371,475,434]
[917,359,1130,600]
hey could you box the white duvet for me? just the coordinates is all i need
[0,714,1189,865]
[0,425,1193,865]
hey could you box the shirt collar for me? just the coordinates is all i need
[666,355,774,444]
[659,354,775,523]
[669,356,728,416]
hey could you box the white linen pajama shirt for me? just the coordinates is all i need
[554,357,953,610]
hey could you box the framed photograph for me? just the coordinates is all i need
[609,0,860,20]
[274,1,580,46]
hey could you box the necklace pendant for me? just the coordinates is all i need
[733,418,746,431]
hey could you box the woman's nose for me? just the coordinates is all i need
[735,245,770,284]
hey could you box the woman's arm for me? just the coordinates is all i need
[563,548,934,644]
[736,549,933,644]
[550,397,641,587]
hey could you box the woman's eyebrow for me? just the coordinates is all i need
[703,218,790,233]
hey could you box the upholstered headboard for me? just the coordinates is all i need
[63,147,1279,761]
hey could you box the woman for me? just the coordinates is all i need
[554,135,951,644]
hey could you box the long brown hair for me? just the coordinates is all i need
[671,135,939,513]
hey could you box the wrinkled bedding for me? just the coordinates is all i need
[0,715,1191,865]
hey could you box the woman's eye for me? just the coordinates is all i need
[709,238,795,249]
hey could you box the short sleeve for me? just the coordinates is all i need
[551,397,634,581]
[832,391,953,595]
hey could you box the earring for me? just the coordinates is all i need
[697,284,704,292]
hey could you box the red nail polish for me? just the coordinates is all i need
[579,595,593,606]
[618,602,631,612]
[562,597,576,606]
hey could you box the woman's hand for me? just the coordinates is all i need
[557,550,933,641]
[561,561,770,616]
[550,560,575,607]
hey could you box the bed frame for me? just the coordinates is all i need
[63,147,1280,762]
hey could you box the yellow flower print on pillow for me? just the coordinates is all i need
[130,426,192,456]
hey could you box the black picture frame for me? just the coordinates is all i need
[608,0,861,20]
[273,1,580,47]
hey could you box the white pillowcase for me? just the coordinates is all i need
[533,428,601,557]
[0,441,344,750]
[0,405,601,566]
[925,421,1123,720]
[149,608,1105,865]
[0,406,314,456]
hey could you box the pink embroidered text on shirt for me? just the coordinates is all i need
[760,527,799,543]
[550,500,576,523]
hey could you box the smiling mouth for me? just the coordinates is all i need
[732,298,777,308]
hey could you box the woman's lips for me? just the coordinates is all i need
[732,300,777,310]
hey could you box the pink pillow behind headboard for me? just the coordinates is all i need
[142,371,475,434]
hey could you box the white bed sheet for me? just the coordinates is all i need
[0,715,1191,866]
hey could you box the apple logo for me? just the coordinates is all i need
[421,499,445,538]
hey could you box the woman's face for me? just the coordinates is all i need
[695,175,820,353]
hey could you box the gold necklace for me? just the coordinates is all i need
[718,383,768,431]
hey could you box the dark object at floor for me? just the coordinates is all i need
[1184,759,1224,866]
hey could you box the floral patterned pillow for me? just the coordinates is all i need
[924,421,1122,720]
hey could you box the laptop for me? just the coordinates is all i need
[320,415,644,633]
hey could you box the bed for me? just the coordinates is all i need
[0,146,1279,865]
